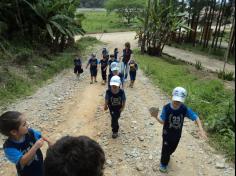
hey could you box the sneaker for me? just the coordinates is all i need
[112,133,118,139]
[159,164,167,173]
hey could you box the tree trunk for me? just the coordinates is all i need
[205,0,216,48]
[141,0,151,54]
[218,23,226,48]
[211,0,223,48]
[200,8,208,46]
[223,16,235,72]
[193,13,200,46]
[15,0,24,37]
[214,0,226,51]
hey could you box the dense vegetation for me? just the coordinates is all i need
[0,0,85,54]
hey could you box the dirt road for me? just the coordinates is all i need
[82,31,235,75]
[0,33,235,176]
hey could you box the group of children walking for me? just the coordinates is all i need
[0,42,207,176]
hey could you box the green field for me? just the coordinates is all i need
[135,51,235,161]
[81,11,138,33]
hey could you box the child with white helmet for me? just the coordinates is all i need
[150,87,207,173]
[104,76,126,139]
[108,62,124,89]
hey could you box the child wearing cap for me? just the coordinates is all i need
[104,76,126,139]
[86,53,99,84]
[150,87,207,173]
[99,56,109,85]
[108,62,124,89]
[129,59,138,88]
[108,54,117,74]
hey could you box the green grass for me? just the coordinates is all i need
[0,37,101,108]
[81,11,138,33]
[170,42,235,64]
[135,50,235,161]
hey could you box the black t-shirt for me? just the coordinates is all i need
[74,58,82,66]
[88,58,98,69]
[105,89,126,110]
[122,49,133,64]
[100,59,108,69]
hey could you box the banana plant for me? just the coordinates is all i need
[137,0,191,56]
[22,0,85,51]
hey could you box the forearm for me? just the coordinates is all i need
[195,118,204,131]
[104,101,108,110]
[157,117,164,125]
[20,145,38,167]
[121,102,126,111]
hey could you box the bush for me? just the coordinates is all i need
[217,70,234,81]
[13,49,33,65]
[195,61,203,70]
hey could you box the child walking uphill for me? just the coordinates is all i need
[99,56,109,85]
[120,42,133,80]
[104,76,126,139]
[74,54,83,79]
[108,54,117,74]
[114,48,119,61]
[129,59,138,88]
[86,53,99,84]
[150,87,207,173]
[0,111,51,176]
[108,62,124,89]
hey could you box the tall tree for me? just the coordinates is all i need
[105,0,145,24]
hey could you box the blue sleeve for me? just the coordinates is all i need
[4,148,23,164]
[160,108,167,121]
[186,108,198,121]
[31,129,42,140]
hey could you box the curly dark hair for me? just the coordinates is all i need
[44,136,105,176]
[0,111,22,136]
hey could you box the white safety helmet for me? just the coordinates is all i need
[110,75,121,86]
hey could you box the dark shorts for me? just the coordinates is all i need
[74,66,83,74]
[90,68,97,77]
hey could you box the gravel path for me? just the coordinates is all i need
[0,34,234,176]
